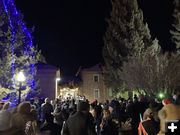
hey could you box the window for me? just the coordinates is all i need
[93,75,99,82]
[109,89,112,97]
[94,89,99,99]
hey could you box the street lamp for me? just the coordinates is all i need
[17,71,25,104]
[56,77,61,98]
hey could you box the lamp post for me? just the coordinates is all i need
[17,71,25,105]
[56,77,61,98]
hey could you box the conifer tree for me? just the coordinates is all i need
[103,0,160,93]
[170,0,180,52]
[0,0,40,100]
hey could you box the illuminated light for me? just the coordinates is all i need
[56,78,61,81]
[17,71,25,82]
[56,77,61,98]
[158,92,165,99]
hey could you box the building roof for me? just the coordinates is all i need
[75,64,104,76]
[82,64,102,71]
[36,62,59,70]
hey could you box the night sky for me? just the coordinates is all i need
[14,0,174,77]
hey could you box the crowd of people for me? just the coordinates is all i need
[0,92,180,135]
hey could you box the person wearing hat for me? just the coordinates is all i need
[90,99,102,135]
[162,99,171,106]
[100,100,121,135]
[61,101,96,135]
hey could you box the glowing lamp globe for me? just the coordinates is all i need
[158,93,165,99]
[17,71,25,82]
[56,78,61,81]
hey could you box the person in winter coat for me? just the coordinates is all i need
[11,102,39,135]
[90,100,102,135]
[54,103,65,131]
[100,100,121,135]
[61,101,97,135]
[41,98,54,123]
[138,108,160,135]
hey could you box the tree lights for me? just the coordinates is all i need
[0,0,40,102]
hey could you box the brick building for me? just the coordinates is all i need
[57,64,113,103]
[77,64,112,102]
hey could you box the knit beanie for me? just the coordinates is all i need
[77,101,89,112]
[93,99,98,105]
[0,110,11,131]
[109,100,118,109]
[162,99,171,106]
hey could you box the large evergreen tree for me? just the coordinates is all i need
[0,0,40,100]
[170,0,180,52]
[103,0,160,93]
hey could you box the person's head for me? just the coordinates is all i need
[105,100,109,104]
[108,106,113,113]
[162,99,171,106]
[17,102,31,114]
[93,99,98,105]
[103,109,110,118]
[45,98,50,104]
[77,101,89,113]
[174,87,180,96]
[50,100,54,105]
[128,99,133,104]
[108,100,118,113]
[30,98,34,104]
[90,103,95,111]
[175,95,180,105]
[143,108,153,120]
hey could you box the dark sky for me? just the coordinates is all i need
[14,0,174,77]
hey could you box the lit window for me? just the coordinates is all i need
[94,89,99,99]
[109,89,112,97]
[93,75,99,82]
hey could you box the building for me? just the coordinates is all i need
[57,64,113,103]
[78,64,113,102]
[36,62,60,100]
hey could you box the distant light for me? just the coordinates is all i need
[158,92,165,99]
[56,78,61,81]
[17,71,25,82]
